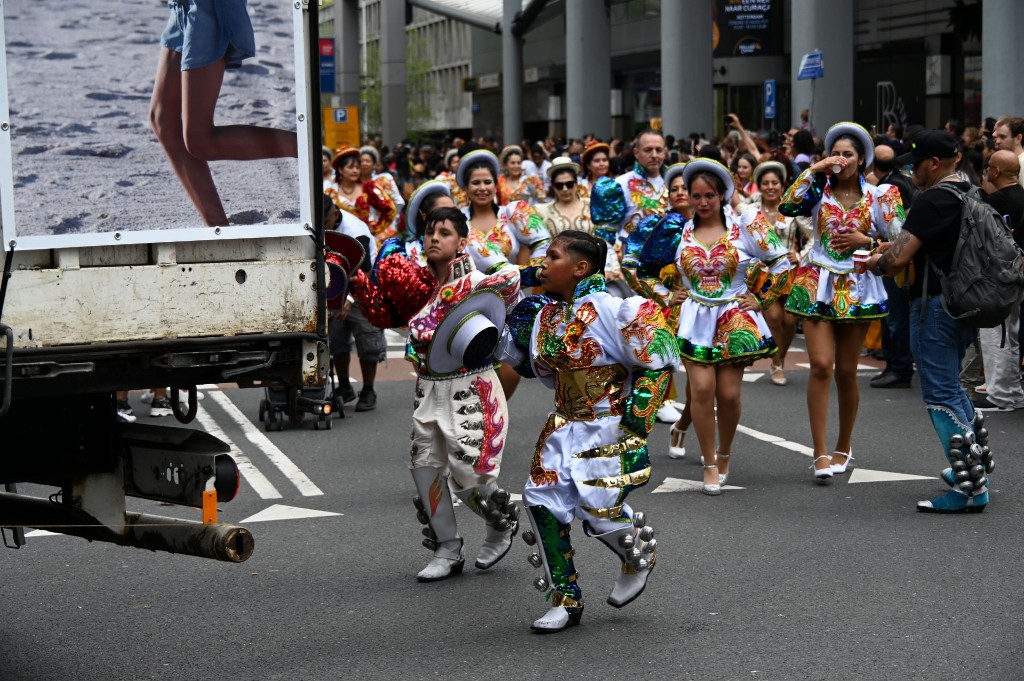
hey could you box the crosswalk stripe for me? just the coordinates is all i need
[207,391,324,497]
[194,404,282,500]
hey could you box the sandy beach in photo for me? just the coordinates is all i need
[4,0,301,236]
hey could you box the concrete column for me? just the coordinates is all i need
[565,0,610,139]
[334,0,360,108]
[983,0,1024,118]
[790,0,853,133]
[380,0,407,143]
[662,0,712,140]
[502,0,523,145]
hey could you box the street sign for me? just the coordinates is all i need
[764,79,777,119]
[797,50,824,81]
[319,38,335,94]
[323,107,360,150]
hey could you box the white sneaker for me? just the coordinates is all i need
[656,403,681,424]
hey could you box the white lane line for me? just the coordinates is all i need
[207,391,324,497]
[735,423,816,456]
[795,362,877,372]
[194,404,282,500]
[743,372,764,383]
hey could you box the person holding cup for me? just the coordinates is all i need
[779,122,906,483]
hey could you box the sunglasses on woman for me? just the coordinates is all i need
[553,180,576,190]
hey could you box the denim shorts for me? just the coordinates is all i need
[161,0,256,71]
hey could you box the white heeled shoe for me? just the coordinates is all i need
[812,455,834,484]
[830,449,854,475]
[701,457,721,496]
[716,451,731,484]
[668,424,687,459]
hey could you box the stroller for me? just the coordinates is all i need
[258,228,366,431]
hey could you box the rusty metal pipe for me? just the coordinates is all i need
[0,492,254,562]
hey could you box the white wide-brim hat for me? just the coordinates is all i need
[824,122,874,168]
[456,149,501,189]
[406,180,453,238]
[682,158,735,203]
[547,156,581,178]
[752,160,788,185]
[664,162,687,187]
[427,289,507,375]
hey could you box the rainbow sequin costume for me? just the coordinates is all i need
[589,163,668,242]
[500,272,677,630]
[622,211,793,366]
[779,169,905,322]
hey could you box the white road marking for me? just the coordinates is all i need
[207,390,324,497]
[24,529,61,538]
[848,469,935,484]
[652,478,745,493]
[241,504,342,523]
[735,423,815,456]
[743,372,764,383]
[795,362,877,372]
[194,404,282,500]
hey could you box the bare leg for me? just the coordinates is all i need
[181,60,298,161]
[775,309,798,367]
[832,322,870,462]
[803,319,836,474]
[359,358,377,390]
[673,377,693,431]
[714,365,745,479]
[498,363,521,400]
[685,362,719,487]
[763,301,784,354]
[149,48,228,226]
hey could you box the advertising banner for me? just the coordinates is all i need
[0,0,310,245]
[712,0,781,58]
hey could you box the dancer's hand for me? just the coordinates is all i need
[668,287,689,306]
[738,293,761,311]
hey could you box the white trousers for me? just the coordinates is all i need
[409,368,508,494]
[979,303,1024,409]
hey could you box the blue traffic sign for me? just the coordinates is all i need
[320,38,336,94]
[334,108,349,124]
[797,50,824,81]
[764,79,777,120]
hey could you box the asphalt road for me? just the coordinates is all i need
[3,338,1023,680]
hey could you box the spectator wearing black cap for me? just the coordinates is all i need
[867,129,991,513]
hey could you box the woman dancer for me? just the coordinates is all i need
[779,122,905,481]
[626,160,792,494]
[150,0,298,227]
[743,161,813,386]
[622,163,694,459]
[578,140,612,198]
[732,152,758,200]
[535,157,591,236]
[501,230,677,633]
[498,145,545,206]
[460,149,552,399]
[360,146,405,235]
[349,207,520,582]
[327,146,397,245]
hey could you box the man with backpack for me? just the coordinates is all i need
[973,150,1024,411]
[866,129,1013,513]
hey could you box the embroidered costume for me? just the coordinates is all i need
[779,169,905,321]
[436,171,468,209]
[623,211,793,365]
[498,174,546,206]
[590,163,668,241]
[350,243,521,580]
[328,178,398,245]
[500,273,678,632]
[461,201,552,267]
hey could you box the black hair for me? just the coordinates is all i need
[755,165,786,187]
[321,194,338,226]
[791,129,815,155]
[337,155,360,170]
[423,206,469,238]
[697,144,723,162]
[873,153,896,174]
[413,190,454,238]
[686,171,728,227]
[832,133,867,171]
[551,230,607,278]
[463,158,500,218]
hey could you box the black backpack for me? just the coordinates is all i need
[923,183,1024,328]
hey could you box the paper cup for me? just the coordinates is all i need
[852,249,871,274]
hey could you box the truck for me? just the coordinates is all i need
[0,1,336,563]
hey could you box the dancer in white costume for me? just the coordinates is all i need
[500,230,678,633]
[350,207,520,582]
